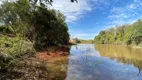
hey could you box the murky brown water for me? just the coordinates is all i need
[47,44,142,80]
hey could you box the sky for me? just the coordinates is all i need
[51,0,142,40]
[1,0,142,39]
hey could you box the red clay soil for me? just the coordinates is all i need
[35,46,70,61]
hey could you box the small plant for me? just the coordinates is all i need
[0,34,34,71]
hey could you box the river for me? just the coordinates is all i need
[46,44,142,80]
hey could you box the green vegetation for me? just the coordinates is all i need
[69,38,94,44]
[75,38,94,44]
[0,0,69,73]
[94,19,142,46]
[0,34,34,72]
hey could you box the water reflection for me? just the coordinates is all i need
[46,57,69,80]
[94,44,142,70]
[47,44,142,80]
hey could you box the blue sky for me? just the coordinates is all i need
[1,0,142,39]
[51,0,142,40]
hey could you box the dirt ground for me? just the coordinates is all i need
[0,46,70,80]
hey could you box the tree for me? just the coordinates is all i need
[0,0,70,50]
[131,20,142,45]
[94,20,142,45]
[0,0,31,35]
[34,7,69,49]
[29,0,78,6]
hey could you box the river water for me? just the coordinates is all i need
[46,44,142,80]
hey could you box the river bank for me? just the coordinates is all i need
[131,43,142,48]
[36,46,70,61]
[0,46,70,79]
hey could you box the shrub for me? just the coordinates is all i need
[0,34,34,70]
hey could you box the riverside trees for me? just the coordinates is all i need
[0,0,70,71]
[94,19,142,45]
[0,0,69,50]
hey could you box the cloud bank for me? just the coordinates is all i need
[51,0,93,23]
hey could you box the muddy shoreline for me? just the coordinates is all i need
[0,46,71,80]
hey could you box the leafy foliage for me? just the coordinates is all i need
[0,0,70,71]
[94,19,142,45]
[75,38,94,44]
[0,0,70,50]
[0,34,34,72]
[34,8,69,49]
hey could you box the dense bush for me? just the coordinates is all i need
[0,0,70,71]
[0,34,34,71]
[0,35,34,57]
[0,0,70,50]
[33,8,69,50]
[94,19,142,45]
[73,38,94,44]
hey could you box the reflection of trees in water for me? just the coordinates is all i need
[119,58,142,76]
[94,44,142,75]
[110,57,142,75]
[78,47,101,68]
[39,46,71,80]
[75,45,78,49]
[46,57,69,80]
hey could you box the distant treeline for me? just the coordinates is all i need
[94,19,142,46]
[72,38,94,44]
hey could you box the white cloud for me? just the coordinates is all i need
[70,32,97,39]
[0,0,18,5]
[50,0,111,39]
[129,4,136,9]
[51,0,92,23]
[0,0,96,23]
[108,0,142,25]
[51,0,110,23]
